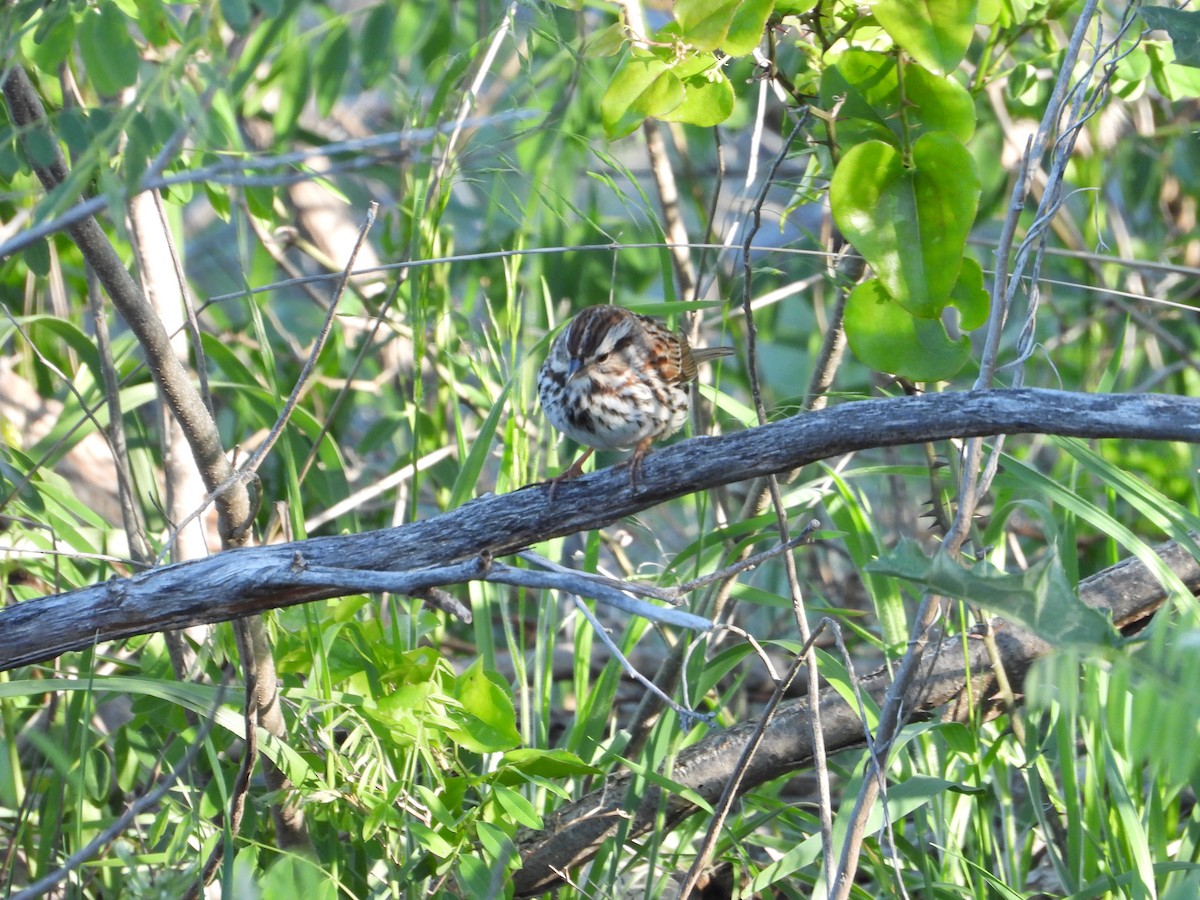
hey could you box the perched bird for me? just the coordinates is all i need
[537,304,734,493]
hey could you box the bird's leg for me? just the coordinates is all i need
[546,447,595,500]
[623,437,654,490]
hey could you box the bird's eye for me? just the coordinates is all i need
[594,352,610,363]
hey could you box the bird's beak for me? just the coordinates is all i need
[566,358,582,380]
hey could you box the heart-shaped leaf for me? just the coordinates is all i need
[831,132,981,316]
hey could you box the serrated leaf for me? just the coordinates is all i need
[831,133,980,316]
[872,0,976,75]
[1142,6,1200,68]
[601,55,685,139]
[867,539,1118,647]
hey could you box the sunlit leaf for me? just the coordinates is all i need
[601,55,685,139]
[843,278,972,380]
[872,0,976,74]
[831,132,980,316]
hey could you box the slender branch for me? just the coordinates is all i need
[0,113,539,262]
[4,388,1199,671]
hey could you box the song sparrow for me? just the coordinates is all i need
[538,304,734,492]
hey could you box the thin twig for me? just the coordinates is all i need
[152,201,379,564]
[737,109,838,888]
[829,5,1105,897]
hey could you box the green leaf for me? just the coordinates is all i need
[448,382,511,508]
[359,3,398,87]
[867,539,1118,647]
[315,26,352,118]
[26,8,76,70]
[659,65,735,127]
[77,3,139,96]
[600,55,685,139]
[675,0,740,51]
[830,132,980,316]
[751,775,975,892]
[494,748,602,784]
[1142,6,1200,69]
[586,21,627,58]
[132,0,173,47]
[23,239,50,277]
[220,0,252,32]
[273,45,312,139]
[447,660,521,753]
[820,50,976,149]
[872,0,976,75]
[843,278,972,381]
[949,257,990,330]
[491,784,543,829]
[725,0,775,56]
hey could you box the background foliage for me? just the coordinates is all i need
[3,0,1200,896]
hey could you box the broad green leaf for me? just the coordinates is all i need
[494,748,603,784]
[843,278,972,380]
[77,3,140,96]
[448,659,521,753]
[491,784,543,829]
[659,66,735,127]
[586,21,627,58]
[25,8,76,69]
[132,0,173,47]
[601,55,685,139]
[867,539,1118,647]
[220,0,252,32]
[872,0,976,75]
[675,0,741,50]
[1147,40,1200,98]
[820,50,976,149]
[23,240,50,277]
[831,132,980,316]
[949,257,990,330]
[725,0,775,56]
[1142,6,1200,69]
